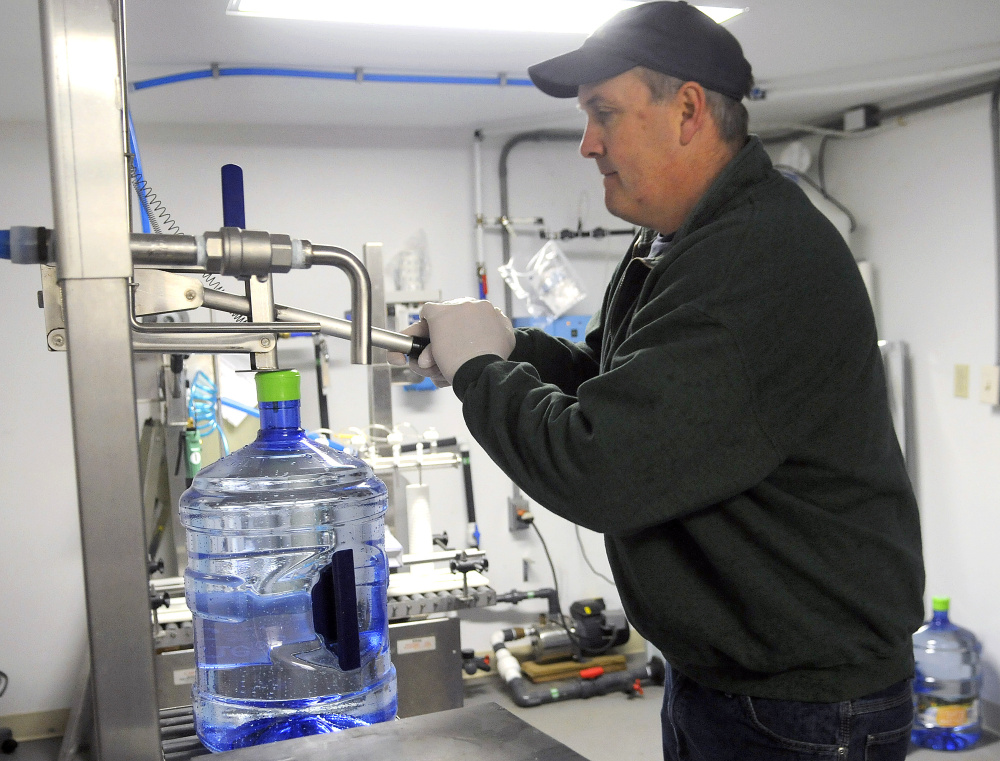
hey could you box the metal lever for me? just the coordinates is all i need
[302,244,372,364]
[200,288,427,358]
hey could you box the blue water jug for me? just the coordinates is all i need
[179,369,397,752]
[912,596,982,750]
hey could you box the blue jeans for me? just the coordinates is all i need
[661,667,912,761]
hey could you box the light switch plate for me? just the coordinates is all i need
[980,365,1000,405]
[955,364,970,398]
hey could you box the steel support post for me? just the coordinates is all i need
[39,0,162,758]
[63,281,161,760]
[363,242,409,545]
[364,243,394,449]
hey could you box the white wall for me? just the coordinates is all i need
[0,123,87,715]
[0,118,626,716]
[780,93,1000,704]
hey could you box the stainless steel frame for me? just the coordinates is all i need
[39,0,162,758]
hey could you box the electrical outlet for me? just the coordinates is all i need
[980,365,1000,405]
[954,364,970,398]
[508,492,530,532]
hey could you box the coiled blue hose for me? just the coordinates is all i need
[188,371,234,456]
[188,370,347,456]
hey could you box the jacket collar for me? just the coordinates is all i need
[674,135,773,241]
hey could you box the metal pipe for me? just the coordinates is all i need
[498,130,583,315]
[314,335,331,430]
[402,548,486,567]
[474,130,487,297]
[130,231,421,361]
[130,234,200,266]
[200,288,424,355]
[761,78,1000,145]
[304,243,373,363]
[128,305,318,335]
[992,79,1000,366]
[116,0,131,233]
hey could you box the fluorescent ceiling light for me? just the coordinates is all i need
[695,6,746,24]
[227,1,745,34]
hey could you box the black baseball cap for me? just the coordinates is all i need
[528,1,753,101]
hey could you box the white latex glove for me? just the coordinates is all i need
[386,298,515,386]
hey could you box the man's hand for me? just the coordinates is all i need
[386,298,515,386]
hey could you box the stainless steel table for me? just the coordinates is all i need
[209,703,589,761]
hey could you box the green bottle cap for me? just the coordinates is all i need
[932,596,950,612]
[255,370,301,402]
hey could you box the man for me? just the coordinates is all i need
[388,3,924,759]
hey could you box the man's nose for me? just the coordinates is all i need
[579,122,603,158]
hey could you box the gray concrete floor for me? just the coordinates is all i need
[8,677,999,760]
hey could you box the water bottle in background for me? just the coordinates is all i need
[911,596,982,750]
[180,369,397,752]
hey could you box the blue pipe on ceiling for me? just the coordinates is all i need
[131,67,534,91]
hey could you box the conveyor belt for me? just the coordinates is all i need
[160,706,208,760]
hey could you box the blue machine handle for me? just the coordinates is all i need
[221,164,246,229]
[0,230,10,260]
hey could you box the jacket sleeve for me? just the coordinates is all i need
[508,327,599,395]
[453,301,783,536]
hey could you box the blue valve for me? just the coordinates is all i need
[0,230,10,260]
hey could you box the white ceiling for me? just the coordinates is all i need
[2,0,1000,136]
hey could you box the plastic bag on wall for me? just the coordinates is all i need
[498,240,586,320]
[391,230,431,292]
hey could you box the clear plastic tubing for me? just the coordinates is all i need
[180,369,396,752]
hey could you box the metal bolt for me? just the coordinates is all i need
[50,332,65,348]
[260,337,272,348]
[184,289,197,301]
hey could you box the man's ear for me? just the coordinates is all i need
[677,82,707,146]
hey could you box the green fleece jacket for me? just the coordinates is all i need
[453,137,924,702]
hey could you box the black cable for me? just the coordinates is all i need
[574,524,616,586]
[530,521,560,612]
[526,519,581,657]
[0,670,8,697]
[529,520,620,659]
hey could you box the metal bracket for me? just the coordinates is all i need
[39,264,66,351]
[132,269,203,317]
